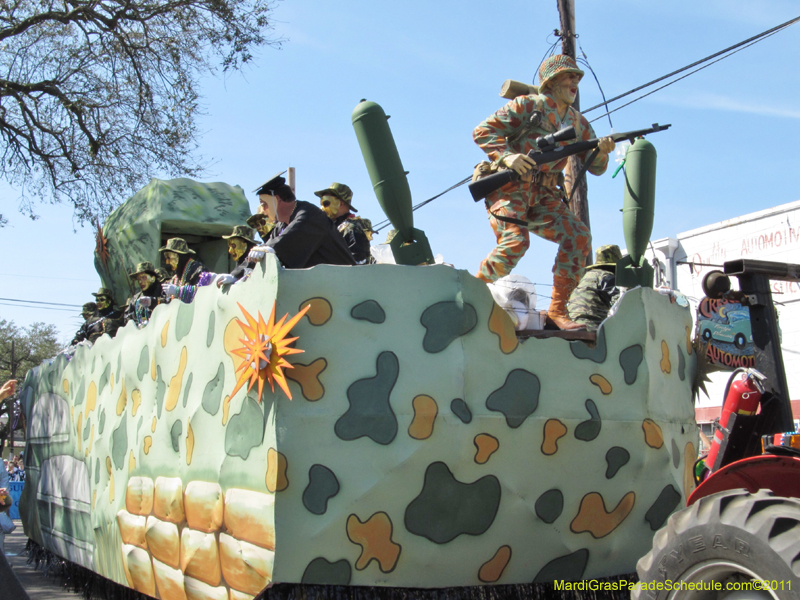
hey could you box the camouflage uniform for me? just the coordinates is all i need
[567,245,623,331]
[473,61,609,283]
[336,216,373,264]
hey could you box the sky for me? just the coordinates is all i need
[1,0,799,342]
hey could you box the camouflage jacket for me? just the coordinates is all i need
[335,215,372,264]
[473,91,608,177]
[567,268,620,330]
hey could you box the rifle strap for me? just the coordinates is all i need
[567,147,601,205]
[489,210,530,227]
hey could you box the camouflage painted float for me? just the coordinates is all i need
[18,100,695,599]
[19,241,697,599]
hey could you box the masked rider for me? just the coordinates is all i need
[71,302,100,345]
[215,226,259,287]
[125,261,166,327]
[159,237,211,303]
[90,288,124,340]
[315,182,372,264]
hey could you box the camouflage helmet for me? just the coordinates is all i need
[91,287,115,301]
[129,261,158,277]
[588,244,623,269]
[158,237,195,255]
[314,182,357,213]
[222,225,258,246]
[538,54,584,91]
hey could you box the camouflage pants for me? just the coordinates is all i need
[476,180,591,283]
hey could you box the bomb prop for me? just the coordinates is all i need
[352,100,434,266]
[616,138,658,288]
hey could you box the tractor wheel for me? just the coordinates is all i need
[734,333,747,349]
[702,328,712,341]
[634,489,800,599]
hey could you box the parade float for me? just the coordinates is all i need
[16,100,699,600]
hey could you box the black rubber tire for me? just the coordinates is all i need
[702,328,712,341]
[634,489,800,599]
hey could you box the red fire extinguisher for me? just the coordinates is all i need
[705,368,766,472]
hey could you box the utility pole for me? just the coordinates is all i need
[557,0,593,262]
[8,340,14,458]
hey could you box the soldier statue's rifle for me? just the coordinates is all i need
[469,123,671,202]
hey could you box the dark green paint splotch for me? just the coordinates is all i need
[171,421,183,453]
[450,399,472,424]
[176,300,194,342]
[225,396,264,460]
[570,328,607,363]
[532,549,589,583]
[619,345,644,385]
[206,311,216,347]
[182,373,193,408]
[677,345,686,381]
[202,363,225,416]
[486,369,540,429]
[334,352,398,445]
[302,464,340,515]
[98,364,111,395]
[535,489,563,524]
[645,485,682,530]
[405,461,501,544]
[420,301,477,353]
[137,346,149,381]
[155,365,166,418]
[111,413,127,471]
[351,300,386,324]
[574,399,601,441]
[605,447,630,479]
[302,558,352,585]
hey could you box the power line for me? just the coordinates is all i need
[0,273,96,282]
[0,302,77,312]
[583,15,800,115]
[0,297,83,308]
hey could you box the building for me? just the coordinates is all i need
[647,200,800,437]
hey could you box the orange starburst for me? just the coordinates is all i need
[229,301,310,402]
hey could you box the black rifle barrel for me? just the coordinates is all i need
[469,123,671,202]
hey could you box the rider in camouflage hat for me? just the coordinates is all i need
[159,237,205,287]
[222,225,259,267]
[568,245,624,331]
[71,303,100,345]
[316,182,372,263]
[88,288,123,340]
[125,261,165,327]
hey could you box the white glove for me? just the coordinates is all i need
[215,274,236,288]
[162,283,178,297]
[248,245,275,263]
[138,297,152,307]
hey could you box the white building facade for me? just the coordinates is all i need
[647,200,800,432]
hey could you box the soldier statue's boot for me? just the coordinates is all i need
[548,275,586,331]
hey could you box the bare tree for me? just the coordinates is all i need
[0,0,281,224]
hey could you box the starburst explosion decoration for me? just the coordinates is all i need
[229,301,310,402]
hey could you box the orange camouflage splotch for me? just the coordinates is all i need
[488,302,519,354]
[186,419,194,465]
[302,297,332,326]
[224,318,246,372]
[478,545,512,583]
[160,321,170,348]
[684,442,697,498]
[144,436,152,454]
[129,450,136,473]
[541,419,568,455]
[474,434,500,464]
[643,419,664,449]
[285,358,327,401]
[589,374,612,395]
[85,381,97,419]
[660,340,671,374]
[686,326,693,355]
[116,379,127,416]
[62,378,69,395]
[266,448,288,492]
[85,424,94,456]
[408,395,438,440]
[150,355,156,381]
[131,389,141,416]
[106,457,115,503]
[222,395,231,425]
[570,491,636,538]
[164,346,187,411]
[346,512,402,572]
[76,413,83,453]
[151,416,157,433]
